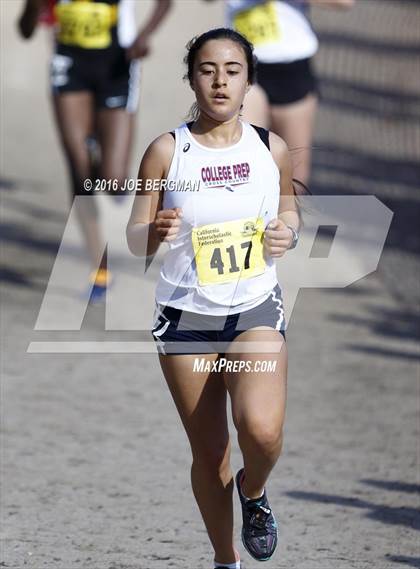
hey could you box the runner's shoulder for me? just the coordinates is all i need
[142,132,175,176]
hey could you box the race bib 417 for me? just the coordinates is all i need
[192,217,266,286]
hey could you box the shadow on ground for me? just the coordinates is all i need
[386,555,420,568]
[286,474,420,533]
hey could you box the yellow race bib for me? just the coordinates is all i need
[55,1,118,49]
[192,218,266,286]
[233,1,281,46]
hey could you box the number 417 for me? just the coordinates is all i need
[210,241,252,275]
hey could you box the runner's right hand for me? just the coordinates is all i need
[154,207,183,242]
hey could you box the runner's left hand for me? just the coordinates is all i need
[263,218,293,258]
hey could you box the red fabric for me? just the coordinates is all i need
[38,0,56,26]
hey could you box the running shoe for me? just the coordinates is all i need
[88,268,112,304]
[235,468,278,561]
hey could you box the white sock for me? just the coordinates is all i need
[214,560,241,569]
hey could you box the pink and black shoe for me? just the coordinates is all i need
[235,468,278,562]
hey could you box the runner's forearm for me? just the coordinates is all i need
[278,210,300,232]
[126,222,161,257]
[137,0,172,38]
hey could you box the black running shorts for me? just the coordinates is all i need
[257,57,317,105]
[152,284,286,355]
[50,43,141,113]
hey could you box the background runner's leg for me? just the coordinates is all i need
[159,354,239,566]
[96,108,135,195]
[270,93,318,186]
[224,328,287,499]
[52,91,106,270]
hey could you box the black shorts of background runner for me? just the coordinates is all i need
[51,39,140,112]
[256,57,317,105]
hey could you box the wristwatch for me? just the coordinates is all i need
[286,225,299,249]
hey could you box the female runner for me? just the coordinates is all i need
[18,0,172,301]
[127,28,300,569]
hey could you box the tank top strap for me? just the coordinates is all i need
[250,124,270,151]
[166,124,190,182]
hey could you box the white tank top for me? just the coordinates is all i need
[155,122,280,315]
[226,0,318,63]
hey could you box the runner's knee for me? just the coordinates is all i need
[238,419,283,458]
